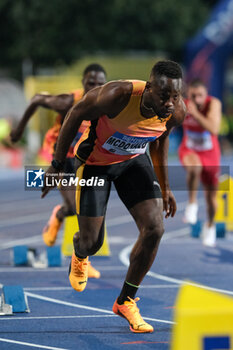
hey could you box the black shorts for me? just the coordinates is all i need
[76,154,161,217]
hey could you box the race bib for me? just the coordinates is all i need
[102,132,156,155]
[186,130,213,151]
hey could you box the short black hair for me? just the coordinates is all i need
[151,60,183,80]
[83,63,106,77]
[188,78,206,88]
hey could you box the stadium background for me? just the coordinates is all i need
[0,1,233,350]
[0,0,233,163]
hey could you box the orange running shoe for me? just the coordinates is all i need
[69,252,88,292]
[42,205,62,246]
[88,262,101,278]
[112,297,154,333]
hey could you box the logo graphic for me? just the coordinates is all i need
[26,168,45,188]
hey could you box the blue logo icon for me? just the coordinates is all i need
[26,168,45,188]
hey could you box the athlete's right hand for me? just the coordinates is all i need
[10,128,23,143]
[41,165,59,198]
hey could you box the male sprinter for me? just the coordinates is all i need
[179,79,221,247]
[10,64,107,277]
[42,60,186,333]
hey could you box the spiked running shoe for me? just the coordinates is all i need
[69,252,88,292]
[88,262,101,279]
[112,297,154,333]
[42,205,62,246]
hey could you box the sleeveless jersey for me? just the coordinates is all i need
[182,96,219,152]
[75,80,171,166]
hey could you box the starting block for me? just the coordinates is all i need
[0,285,30,315]
[13,245,62,268]
[171,283,233,350]
[190,221,226,238]
[62,215,110,257]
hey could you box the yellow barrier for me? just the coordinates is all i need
[61,215,110,257]
[171,284,233,350]
[215,175,233,232]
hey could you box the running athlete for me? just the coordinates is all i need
[42,60,185,333]
[10,64,107,277]
[179,79,222,247]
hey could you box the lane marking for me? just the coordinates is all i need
[0,266,126,273]
[0,315,116,321]
[23,284,178,292]
[26,292,113,314]
[0,198,201,230]
[140,284,179,289]
[0,338,68,350]
[25,292,173,325]
[0,213,51,228]
[121,341,169,344]
[119,232,233,297]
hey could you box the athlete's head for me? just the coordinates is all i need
[144,60,183,119]
[187,79,208,110]
[82,63,107,94]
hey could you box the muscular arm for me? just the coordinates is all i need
[150,98,186,190]
[187,98,222,135]
[149,98,186,217]
[10,93,74,142]
[53,81,132,164]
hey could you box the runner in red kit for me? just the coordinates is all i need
[179,79,222,246]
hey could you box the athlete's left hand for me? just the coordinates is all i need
[162,189,177,218]
[41,165,59,198]
[187,100,199,118]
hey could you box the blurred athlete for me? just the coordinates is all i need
[42,60,185,333]
[10,63,107,277]
[179,79,222,247]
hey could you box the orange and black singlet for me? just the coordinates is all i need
[75,80,171,166]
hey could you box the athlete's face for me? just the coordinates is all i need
[82,71,106,94]
[187,85,207,110]
[149,76,183,119]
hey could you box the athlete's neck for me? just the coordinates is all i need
[140,93,156,119]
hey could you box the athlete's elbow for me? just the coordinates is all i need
[211,126,220,135]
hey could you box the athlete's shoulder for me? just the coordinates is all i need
[71,88,84,103]
[100,80,133,98]
[208,95,221,104]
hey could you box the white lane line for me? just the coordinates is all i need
[25,292,172,325]
[118,227,190,265]
[0,338,68,350]
[140,284,179,289]
[23,284,178,292]
[0,266,126,273]
[143,317,174,325]
[148,271,233,296]
[0,213,50,228]
[119,232,233,297]
[26,292,113,314]
[0,315,116,321]
[0,235,45,250]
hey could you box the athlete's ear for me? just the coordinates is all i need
[145,81,151,91]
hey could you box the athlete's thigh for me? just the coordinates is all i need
[114,154,162,211]
[76,164,111,217]
[129,197,164,233]
[182,151,202,167]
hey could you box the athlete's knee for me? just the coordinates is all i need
[141,219,164,247]
[74,228,103,256]
[187,165,202,177]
